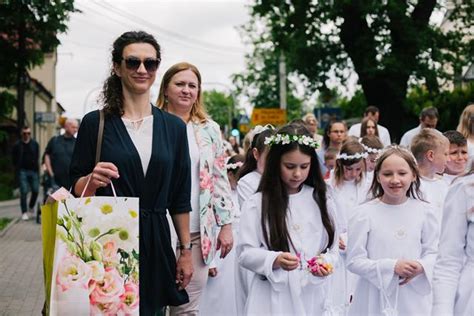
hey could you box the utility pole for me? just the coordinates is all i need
[279,51,287,110]
[16,2,27,133]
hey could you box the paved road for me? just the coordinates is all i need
[0,199,44,315]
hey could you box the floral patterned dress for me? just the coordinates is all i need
[191,119,234,265]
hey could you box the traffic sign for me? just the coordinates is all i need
[35,112,56,123]
[251,108,287,126]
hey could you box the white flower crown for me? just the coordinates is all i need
[336,152,368,160]
[226,161,243,170]
[264,134,319,148]
[360,143,383,154]
[252,124,275,136]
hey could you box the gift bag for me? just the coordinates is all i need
[44,191,139,315]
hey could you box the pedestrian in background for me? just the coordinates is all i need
[44,118,78,189]
[157,62,234,316]
[399,106,439,148]
[12,126,39,221]
[70,31,193,315]
[348,106,391,147]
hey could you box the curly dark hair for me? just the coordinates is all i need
[101,31,161,116]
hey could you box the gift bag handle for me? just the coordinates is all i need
[80,110,117,200]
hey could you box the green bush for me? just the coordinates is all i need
[0,156,14,201]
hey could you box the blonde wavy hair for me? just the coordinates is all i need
[456,103,474,139]
[156,62,208,123]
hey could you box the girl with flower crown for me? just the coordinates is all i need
[346,146,438,315]
[326,138,371,312]
[200,154,245,316]
[237,124,338,315]
[360,135,384,188]
[432,165,474,316]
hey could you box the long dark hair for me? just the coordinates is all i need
[360,117,379,137]
[237,129,274,179]
[101,31,161,116]
[258,124,335,252]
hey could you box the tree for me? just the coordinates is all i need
[242,1,473,140]
[232,14,305,124]
[203,90,234,129]
[0,0,77,131]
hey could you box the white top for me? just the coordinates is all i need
[348,123,392,147]
[442,173,457,186]
[187,122,201,233]
[467,140,474,172]
[399,125,422,148]
[236,171,261,208]
[419,175,448,231]
[237,184,339,315]
[347,198,439,316]
[327,175,371,233]
[121,115,153,175]
[432,174,474,316]
[399,125,443,148]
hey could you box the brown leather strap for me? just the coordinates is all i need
[95,110,104,165]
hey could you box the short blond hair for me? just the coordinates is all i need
[411,128,448,163]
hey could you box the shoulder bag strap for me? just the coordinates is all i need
[95,110,105,165]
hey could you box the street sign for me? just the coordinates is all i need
[251,108,287,126]
[35,112,56,123]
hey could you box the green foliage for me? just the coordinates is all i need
[405,84,474,131]
[238,1,473,138]
[203,90,234,128]
[0,0,77,87]
[0,218,13,231]
[0,156,14,201]
[338,90,367,119]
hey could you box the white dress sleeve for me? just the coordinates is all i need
[410,206,439,295]
[237,195,286,292]
[432,182,469,315]
[237,176,257,208]
[346,208,398,292]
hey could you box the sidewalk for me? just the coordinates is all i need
[0,199,44,315]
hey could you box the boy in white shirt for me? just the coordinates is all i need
[411,128,450,229]
[442,130,468,185]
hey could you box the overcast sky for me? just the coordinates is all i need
[56,0,250,119]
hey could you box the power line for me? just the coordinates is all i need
[95,0,244,52]
[77,1,244,56]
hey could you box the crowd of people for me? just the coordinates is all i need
[12,30,473,315]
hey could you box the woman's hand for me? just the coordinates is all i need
[273,252,299,271]
[216,224,233,258]
[176,250,193,290]
[90,162,120,190]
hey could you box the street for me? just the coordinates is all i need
[0,199,44,316]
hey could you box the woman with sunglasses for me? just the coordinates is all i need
[70,31,193,315]
[157,62,234,316]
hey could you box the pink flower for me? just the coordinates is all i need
[102,240,119,266]
[214,155,226,170]
[120,282,139,315]
[199,169,214,191]
[90,267,125,315]
[202,235,212,258]
[56,255,92,292]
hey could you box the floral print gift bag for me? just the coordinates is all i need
[48,190,139,316]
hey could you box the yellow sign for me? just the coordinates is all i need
[251,108,287,126]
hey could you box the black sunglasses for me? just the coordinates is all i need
[122,57,160,72]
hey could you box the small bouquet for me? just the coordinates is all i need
[306,255,333,274]
[297,252,333,275]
